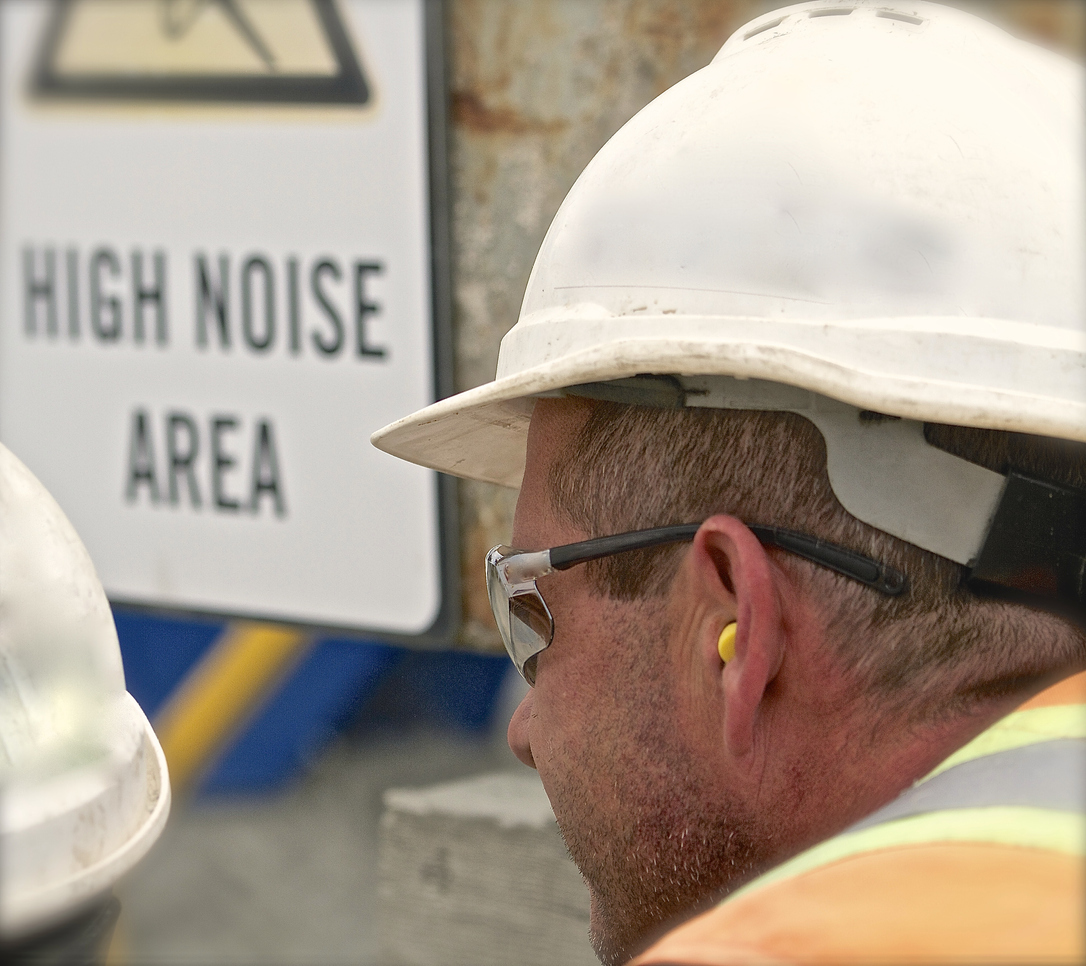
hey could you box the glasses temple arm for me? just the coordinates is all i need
[749,525,907,596]
[548,524,906,596]
[549,525,701,570]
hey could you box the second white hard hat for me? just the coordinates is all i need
[0,444,170,940]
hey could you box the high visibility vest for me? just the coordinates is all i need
[633,671,1086,965]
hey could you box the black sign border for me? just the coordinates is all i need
[30,0,371,105]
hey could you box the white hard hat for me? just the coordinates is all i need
[373,1,1085,603]
[0,444,170,940]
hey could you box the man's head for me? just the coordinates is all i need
[372,2,1084,961]
[507,397,1086,963]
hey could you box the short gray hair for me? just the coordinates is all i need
[548,402,1086,719]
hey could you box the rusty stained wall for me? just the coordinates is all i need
[442,0,1084,650]
[445,0,768,647]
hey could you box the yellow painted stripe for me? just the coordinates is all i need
[105,917,126,966]
[153,621,313,793]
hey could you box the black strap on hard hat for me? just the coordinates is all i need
[966,472,1086,619]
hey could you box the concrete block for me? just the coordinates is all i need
[379,771,597,966]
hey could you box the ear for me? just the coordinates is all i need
[687,515,786,760]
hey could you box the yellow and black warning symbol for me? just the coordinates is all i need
[31,0,370,104]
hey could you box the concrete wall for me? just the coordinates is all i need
[442,0,1085,650]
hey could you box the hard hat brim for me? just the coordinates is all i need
[1,694,172,939]
[371,321,1086,488]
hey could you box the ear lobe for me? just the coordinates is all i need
[690,515,786,760]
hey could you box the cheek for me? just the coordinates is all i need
[526,652,600,783]
[530,622,631,781]
[529,589,666,789]
[538,587,618,687]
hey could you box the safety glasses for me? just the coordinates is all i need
[486,523,906,685]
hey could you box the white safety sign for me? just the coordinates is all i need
[0,0,449,636]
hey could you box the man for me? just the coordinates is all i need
[373,0,1085,962]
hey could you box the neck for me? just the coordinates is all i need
[766,672,1044,869]
[838,673,1052,825]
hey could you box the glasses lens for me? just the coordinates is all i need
[486,546,553,686]
[509,592,551,685]
[521,653,539,688]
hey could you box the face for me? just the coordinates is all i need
[506,400,768,965]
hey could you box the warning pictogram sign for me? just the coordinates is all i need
[32,0,370,104]
[1,0,454,639]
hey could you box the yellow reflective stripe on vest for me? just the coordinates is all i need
[849,739,1085,830]
[726,806,1086,904]
[923,704,1086,782]
[723,704,1086,907]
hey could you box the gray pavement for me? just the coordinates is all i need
[115,678,534,966]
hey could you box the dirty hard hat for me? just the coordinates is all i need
[373,1,1085,607]
[0,444,170,940]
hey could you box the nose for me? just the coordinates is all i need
[507,690,536,768]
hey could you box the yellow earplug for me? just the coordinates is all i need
[717,622,737,663]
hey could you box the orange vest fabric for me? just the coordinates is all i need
[633,671,1086,966]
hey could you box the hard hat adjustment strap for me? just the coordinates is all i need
[966,472,1086,617]
[556,375,1006,565]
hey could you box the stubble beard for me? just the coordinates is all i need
[547,608,772,965]
[557,776,766,965]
